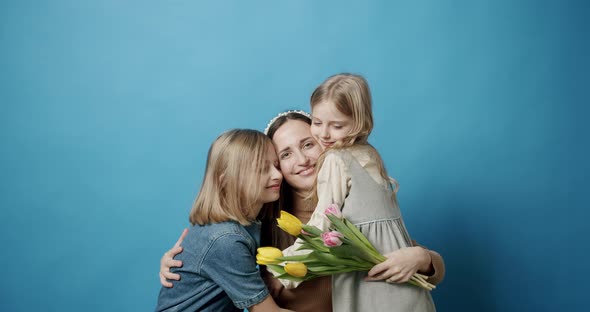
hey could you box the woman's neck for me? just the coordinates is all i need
[290,189,315,223]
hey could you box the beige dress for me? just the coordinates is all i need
[280,145,436,312]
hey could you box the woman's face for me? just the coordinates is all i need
[271,119,322,192]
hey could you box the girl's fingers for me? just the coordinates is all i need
[386,271,404,283]
[367,262,388,277]
[366,268,398,281]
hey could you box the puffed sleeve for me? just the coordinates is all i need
[307,152,350,232]
[273,151,351,288]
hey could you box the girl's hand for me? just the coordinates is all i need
[365,246,431,283]
[159,228,188,288]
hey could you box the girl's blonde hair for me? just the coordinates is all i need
[310,73,373,145]
[190,129,277,226]
[310,73,398,202]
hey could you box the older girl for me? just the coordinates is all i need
[155,129,290,312]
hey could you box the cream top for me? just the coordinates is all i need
[278,145,389,288]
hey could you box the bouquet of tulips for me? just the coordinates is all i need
[256,204,435,290]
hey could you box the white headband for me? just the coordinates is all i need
[263,110,312,135]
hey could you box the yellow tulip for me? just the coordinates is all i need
[284,262,308,277]
[256,247,283,265]
[276,210,303,236]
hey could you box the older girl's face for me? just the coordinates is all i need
[271,119,322,192]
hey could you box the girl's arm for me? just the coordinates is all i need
[159,228,188,287]
[300,152,350,233]
[365,243,445,285]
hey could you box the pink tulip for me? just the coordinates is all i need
[321,231,344,247]
[325,203,342,218]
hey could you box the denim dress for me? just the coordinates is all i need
[155,221,269,312]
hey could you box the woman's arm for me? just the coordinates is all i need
[262,267,284,299]
[249,296,294,312]
[159,228,188,287]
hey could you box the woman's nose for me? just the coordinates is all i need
[295,150,309,166]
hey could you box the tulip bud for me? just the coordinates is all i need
[325,203,342,218]
[276,210,303,236]
[256,247,283,265]
[321,231,344,247]
[284,262,308,277]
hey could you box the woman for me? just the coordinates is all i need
[160,110,445,311]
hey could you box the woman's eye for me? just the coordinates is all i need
[280,152,291,160]
[303,142,314,149]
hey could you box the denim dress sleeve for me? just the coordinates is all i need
[200,232,269,310]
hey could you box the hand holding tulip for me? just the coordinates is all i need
[365,246,432,283]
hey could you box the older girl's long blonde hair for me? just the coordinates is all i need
[190,129,277,226]
[310,73,398,203]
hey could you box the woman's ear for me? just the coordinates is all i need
[218,173,225,185]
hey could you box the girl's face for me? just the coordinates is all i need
[256,144,283,206]
[310,100,353,150]
[272,119,322,192]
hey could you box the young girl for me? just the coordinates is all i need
[277,74,437,311]
[155,129,292,312]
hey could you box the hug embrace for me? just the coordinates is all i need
[155,73,445,312]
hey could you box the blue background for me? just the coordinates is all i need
[1,0,588,311]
